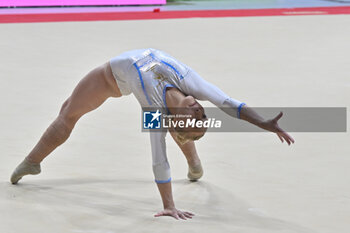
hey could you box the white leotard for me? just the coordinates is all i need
[110,48,244,183]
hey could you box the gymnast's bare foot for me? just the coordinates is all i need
[10,158,41,184]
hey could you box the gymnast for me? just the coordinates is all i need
[10,48,294,220]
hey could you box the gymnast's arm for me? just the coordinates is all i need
[149,131,194,220]
[180,70,295,145]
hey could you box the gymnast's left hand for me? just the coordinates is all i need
[259,112,295,145]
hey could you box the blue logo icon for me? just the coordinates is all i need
[143,110,162,129]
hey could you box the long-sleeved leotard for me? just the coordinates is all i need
[110,48,245,183]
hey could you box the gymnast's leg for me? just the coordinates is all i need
[10,62,121,184]
[169,131,203,181]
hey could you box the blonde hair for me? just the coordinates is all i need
[175,131,191,145]
[170,114,207,145]
[174,128,205,145]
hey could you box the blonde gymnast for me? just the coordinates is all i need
[11,48,294,220]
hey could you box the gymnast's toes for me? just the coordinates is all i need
[10,158,41,184]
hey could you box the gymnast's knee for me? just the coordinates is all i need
[58,99,80,127]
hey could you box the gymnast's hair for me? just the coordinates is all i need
[173,122,206,145]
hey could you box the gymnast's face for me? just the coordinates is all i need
[179,96,206,118]
[175,95,208,141]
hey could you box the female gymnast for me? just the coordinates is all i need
[10,48,294,220]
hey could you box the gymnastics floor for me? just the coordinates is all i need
[1,1,349,233]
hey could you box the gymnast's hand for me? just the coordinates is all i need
[240,106,295,145]
[259,112,295,145]
[154,208,194,220]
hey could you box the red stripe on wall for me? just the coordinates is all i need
[1,6,350,23]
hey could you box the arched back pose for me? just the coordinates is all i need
[10,48,294,220]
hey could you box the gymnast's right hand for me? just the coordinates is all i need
[154,208,194,220]
[156,182,194,220]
